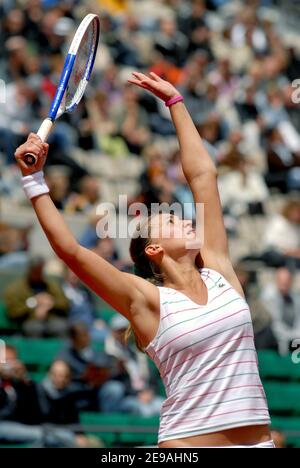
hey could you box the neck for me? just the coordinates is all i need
[160,254,202,291]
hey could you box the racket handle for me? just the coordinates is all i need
[24,119,53,166]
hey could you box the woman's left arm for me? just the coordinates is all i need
[170,102,244,296]
[128,72,243,295]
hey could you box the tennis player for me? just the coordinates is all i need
[15,72,273,448]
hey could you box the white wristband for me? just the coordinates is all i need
[22,171,49,200]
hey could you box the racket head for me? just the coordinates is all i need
[49,14,100,121]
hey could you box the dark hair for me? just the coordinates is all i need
[130,217,164,286]
[125,217,163,351]
[127,215,203,350]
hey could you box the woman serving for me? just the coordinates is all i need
[15,72,273,448]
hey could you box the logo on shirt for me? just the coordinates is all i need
[218,283,226,288]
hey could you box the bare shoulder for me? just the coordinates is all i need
[123,272,161,348]
[202,254,245,299]
[123,272,160,312]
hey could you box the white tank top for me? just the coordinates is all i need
[144,268,270,444]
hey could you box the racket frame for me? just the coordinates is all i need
[24,14,100,165]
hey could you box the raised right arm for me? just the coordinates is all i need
[30,193,143,316]
[14,135,159,327]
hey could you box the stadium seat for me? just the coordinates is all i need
[0,443,33,449]
[96,308,117,324]
[264,382,300,414]
[258,350,300,381]
[80,412,131,446]
[29,371,47,383]
[119,415,159,445]
[80,412,159,447]
[3,337,63,370]
[0,302,19,332]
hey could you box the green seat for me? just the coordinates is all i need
[91,340,105,353]
[96,308,117,324]
[80,412,131,426]
[0,302,19,332]
[0,443,33,448]
[80,412,132,446]
[29,371,46,382]
[264,382,300,414]
[119,415,159,445]
[80,413,159,447]
[94,295,118,324]
[19,338,63,368]
[258,350,300,381]
[271,416,300,448]
[3,337,63,370]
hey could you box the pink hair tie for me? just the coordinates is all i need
[165,95,184,107]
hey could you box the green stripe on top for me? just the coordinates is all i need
[165,396,265,418]
[162,299,190,306]
[168,348,256,388]
[158,297,242,340]
[175,372,259,393]
[160,321,253,366]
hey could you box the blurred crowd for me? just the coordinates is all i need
[0,317,164,447]
[0,0,300,448]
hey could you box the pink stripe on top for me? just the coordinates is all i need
[144,268,270,444]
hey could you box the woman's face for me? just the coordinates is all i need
[147,213,200,260]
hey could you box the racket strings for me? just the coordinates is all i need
[65,18,98,111]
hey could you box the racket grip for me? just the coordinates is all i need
[24,119,53,166]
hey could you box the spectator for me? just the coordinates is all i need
[154,17,188,67]
[0,76,38,162]
[261,267,300,355]
[37,360,79,426]
[65,175,101,214]
[0,222,30,270]
[92,237,126,271]
[57,322,122,412]
[230,8,268,55]
[112,83,151,155]
[0,345,39,424]
[36,360,103,447]
[4,255,69,337]
[218,155,269,219]
[62,267,109,341]
[265,127,300,193]
[234,264,278,351]
[104,314,163,415]
[0,346,91,447]
[262,200,300,269]
[45,167,71,211]
[0,344,42,446]
[86,90,120,155]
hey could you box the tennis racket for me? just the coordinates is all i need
[24,13,100,166]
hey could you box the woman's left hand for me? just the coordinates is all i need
[128,71,181,103]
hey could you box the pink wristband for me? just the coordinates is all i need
[165,95,184,107]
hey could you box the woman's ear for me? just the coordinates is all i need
[145,244,164,260]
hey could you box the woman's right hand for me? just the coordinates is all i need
[15,133,49,176]
[128,71,181,103]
